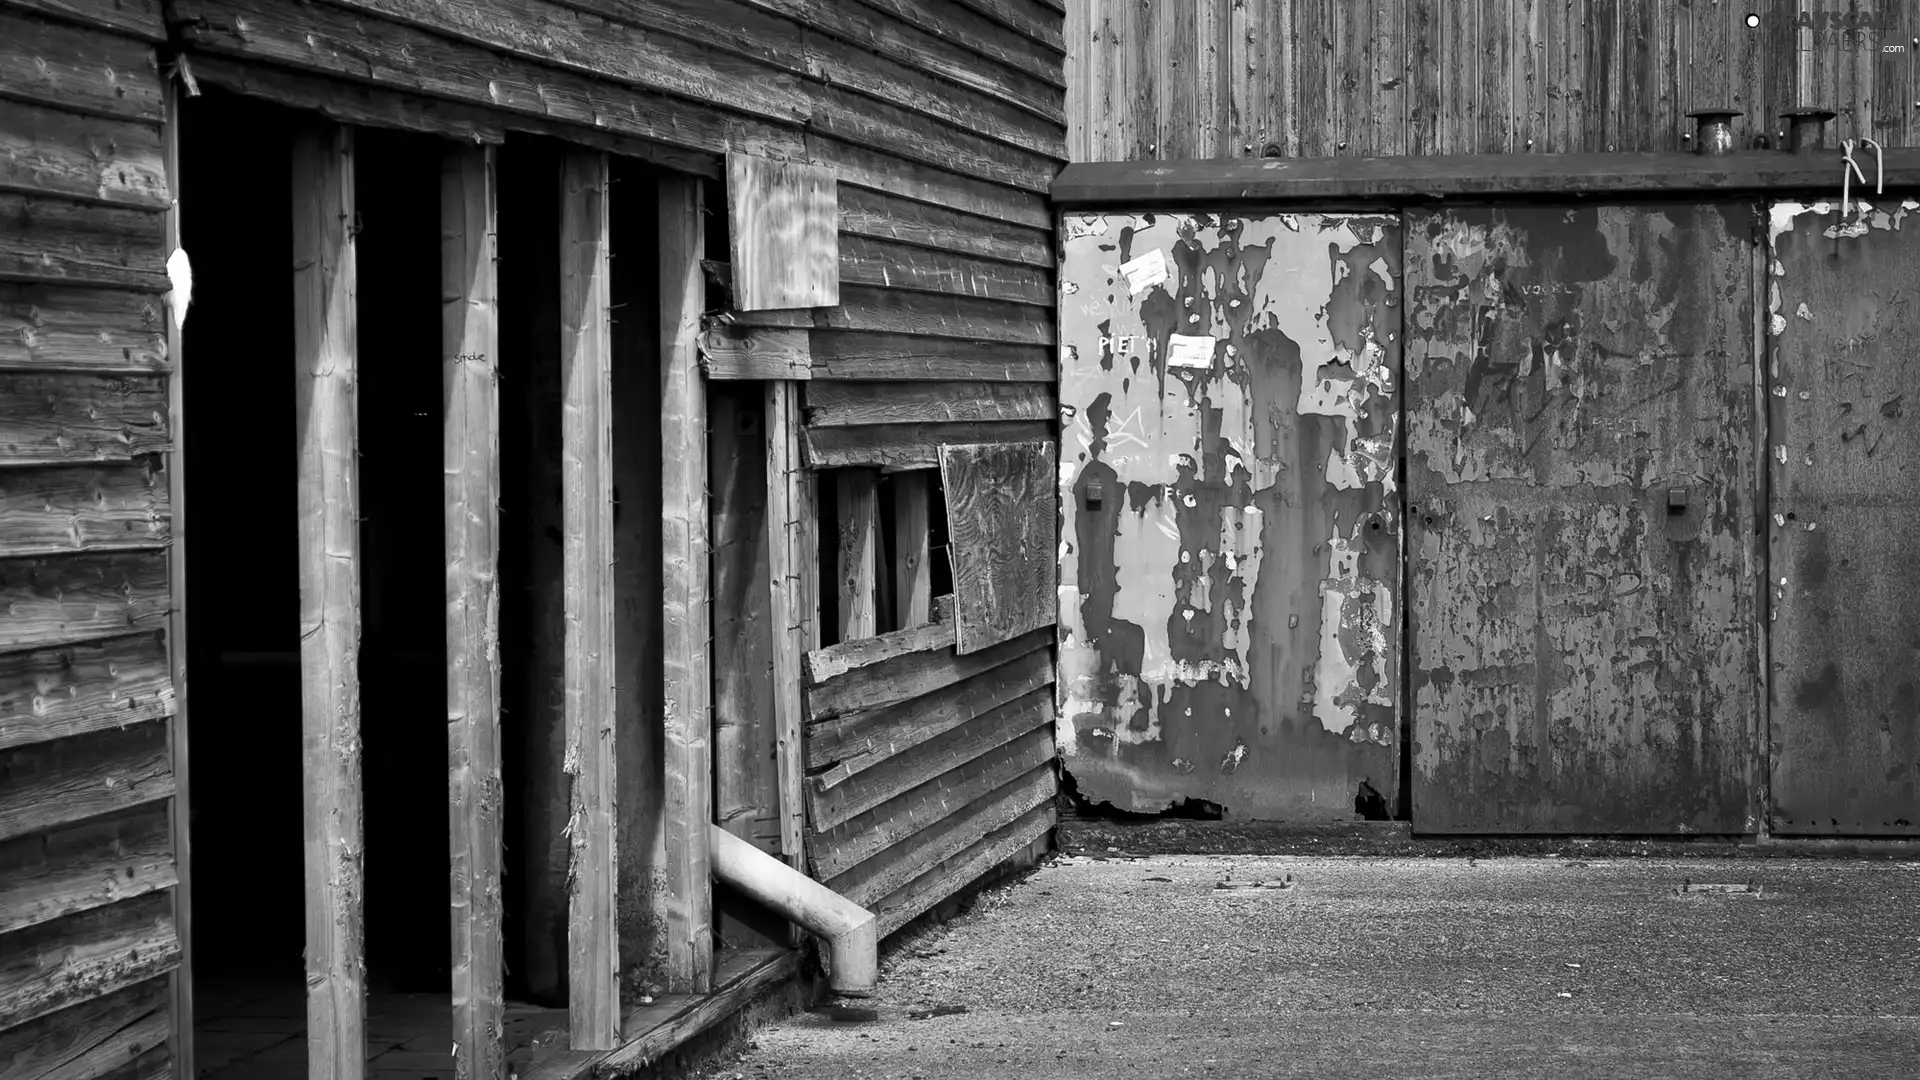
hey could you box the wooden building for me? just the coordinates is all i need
[0,0,1065,1076]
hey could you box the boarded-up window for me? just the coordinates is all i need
[725,154,837,311]
[939,441,1055,655]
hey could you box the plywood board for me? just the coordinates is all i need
[940,441,1055,655]
[726,154,838,311]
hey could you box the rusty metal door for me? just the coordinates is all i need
[1768,198,1920,835]
[1404,204,1759,834]
[1057,212,1400,820]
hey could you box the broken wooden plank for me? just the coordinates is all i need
[940,441,1055,654]
[0,373,169,465]
[292,121,365,1080]
[0,721,170,848]
[0,891,177,1032]
[659,173,713,996]
[834,469,879,642]
[765,381,810,871]
[699,326,810,381]
[0,551,168,651]
[0,804,174,934]
[0,631,173,753]
[810,726,1052,881]
[827,757,1054,907]
[0,102,168,211]
[803,420,1051,470]
[807,331,1052,382]
[806,685,1049,831]
[0,284,167,373]
[0,462,170,558]
[803,594,954,686]
[805,381,1053,426]
[871,799,1055,938]
[727,155,838,311]
[444,141,505,1080]
[805,623,1050,722]
[805,640,1051,782]
[0,974,169,1080]
[0,10,165,123]
[559,149,618,1049]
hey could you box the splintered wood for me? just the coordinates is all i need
[725,154,838,311]
[938,441,1056,655]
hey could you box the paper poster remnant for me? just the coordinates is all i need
[1166,334,1216,369]
[1120,248,1169,293]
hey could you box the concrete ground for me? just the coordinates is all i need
[699,854,1920,1079]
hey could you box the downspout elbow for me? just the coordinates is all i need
[708,824,878,996]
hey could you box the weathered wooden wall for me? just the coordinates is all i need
[1066,0,1920,161]
[0,0,182,1072]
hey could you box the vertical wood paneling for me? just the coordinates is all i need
[1871,0,1913,145]
[1480,0,1511,153]
[291,121,365,1080]
[764,382,807,872]
[1406,0,1439,152]
[1296,0,1332,156]
[835,469,879,641]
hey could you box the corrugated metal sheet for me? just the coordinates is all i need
[1767,196,1920,836]
[1404,204,1759,834]
[1056,212,1400,819]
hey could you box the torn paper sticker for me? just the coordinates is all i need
[1120,248,1169,293]
[1166,334,1216,369]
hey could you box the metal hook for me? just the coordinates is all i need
[1862,137,1885,196]
[1840,139,1868,218]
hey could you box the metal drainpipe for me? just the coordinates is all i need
[709,825,879,996]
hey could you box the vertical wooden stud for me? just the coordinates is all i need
[659,174,712,995]
[291,121,365,1080]
[893,472,931,629]
[835,470,878,642]
[444,142,504,1079]
[161,78,194,1080]
[559,150,618,1049]
[711,388,777,855]
[765,383,806,871]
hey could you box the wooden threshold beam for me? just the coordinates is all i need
[560,149,618,1049]
[291,121,365,1080]
[444,142,504,1079]
[660,174,713,994]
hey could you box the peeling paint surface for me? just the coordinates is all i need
[1057,212,1399,819]
[1768,198,1920,836]
[1405,205,1757,834]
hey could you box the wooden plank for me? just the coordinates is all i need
[0,462,168,558]
[0,551,168,651]
[805,381,1053,427]
[0,10,164,123]
[700,327,810,381]
[837,236,1051,306]
[160,74,189,1080]
[0,373,168,464]
[850,0,1066,77]
[291,122,365,1080]
[0,974,168,1080]
[940,0,1066,55]
[711,388,779,856]
[803,594,954,685]
[659,174,712,996]
[808,718,1051,879]
[0,892,176,1034]
[170,0,806,162]
[444,142,504,1080]
[590,949,797,1075]
[805,684,1049,831]
[1049,148,1920,202]
[1479,0,1511,153]
[0,721,170,845]
[1511,0,1542,152]
[0,804,172,935]
[727,155,839,312]
[826,757,1053,906]
[0,195,167,291]
[806,135,1050,232]
[1062,0,1089,159]
[805,624,1049,722]
[820,285,1052,344]
[872,799,1053,937]
[805,639,1050,781]
[0,102,166,211]
[892,472,932,628]
[3,0,164,43]
[558,150,617,1048]
[764,382,807,870]
[1404,0,1439,153]
[836,186,1050,269]
[0,631,172,753]
[940,441,1056,654]
[804,420,1053,470]
[834,469,879,642]
[0,285,166,373]
[808,331,1052,382]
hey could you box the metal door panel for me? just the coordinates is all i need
[1405,204,1758,833]
[1768,197,1920,835]
[1057,212,1400,819]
